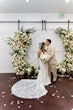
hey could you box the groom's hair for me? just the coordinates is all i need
[46,39,51,43]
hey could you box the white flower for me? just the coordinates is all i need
[26,68,32,74]
[40,52,50,63]
[56,27,73,74]
[6,28,33,75]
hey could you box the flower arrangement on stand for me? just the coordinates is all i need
[6,27,38,76]
[56,27,73,76]
[24,63,39,77]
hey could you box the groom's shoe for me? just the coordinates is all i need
[52,81,56,85]
[49,83,52,86]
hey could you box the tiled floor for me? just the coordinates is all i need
[0,73,73,110]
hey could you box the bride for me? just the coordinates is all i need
[11,42,51,99]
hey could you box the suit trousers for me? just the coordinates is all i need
[48,64,57,82]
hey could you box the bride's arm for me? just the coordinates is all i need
[37,49,41,59]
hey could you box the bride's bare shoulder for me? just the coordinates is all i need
[38,49,42,53]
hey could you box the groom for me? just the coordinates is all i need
[45,39,57,85]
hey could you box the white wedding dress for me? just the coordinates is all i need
[11,54,51,99]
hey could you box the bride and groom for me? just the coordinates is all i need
[11,39,57,99]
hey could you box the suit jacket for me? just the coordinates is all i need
[45,44,57,65]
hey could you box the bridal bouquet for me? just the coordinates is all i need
[40,52,50,63]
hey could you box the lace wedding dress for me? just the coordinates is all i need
[11,56,51,99]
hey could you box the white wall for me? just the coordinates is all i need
[0,13,73,73]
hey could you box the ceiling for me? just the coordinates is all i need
[0,0,73,13]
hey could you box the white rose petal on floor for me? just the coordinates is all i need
[2,96,5,98]
[18,106,21,109]
[71,95,73,98]
[56,90,58,93]
[21,101,23,103]
[17,101,20,105]
[57,96,60,98]
[1,91,5,94]
[41,101,44,104]
[29,105,32,108]
[52,93,56,97]
[4,104,6,106]
[62,96,65,99]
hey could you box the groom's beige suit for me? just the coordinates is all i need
[46,44,57,82]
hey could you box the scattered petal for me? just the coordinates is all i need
[54,86,56,88]
[4,104,6,106]
[29,105,32,108]
[11,101,14,103]
[62,96,65,99]
[17,101,20,105]
[18,106,21,109]
[52,93,56,97]
[1,92,5,94]
[10,103,13,105]
[71,108,73,110]
[56,90,58,93]
[41,101,44,103]
[2,96,5,98]
[57,96,60,98]
[71,95,73,98]
[9,85,11,87]
[10,100,14,105]
[21,101,23,103]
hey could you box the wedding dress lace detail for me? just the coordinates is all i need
[11,59,51,99]
[11,79,48,99]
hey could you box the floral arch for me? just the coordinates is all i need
[7,28,38,76]
[7,27,73,76]
[56,27,73,76]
